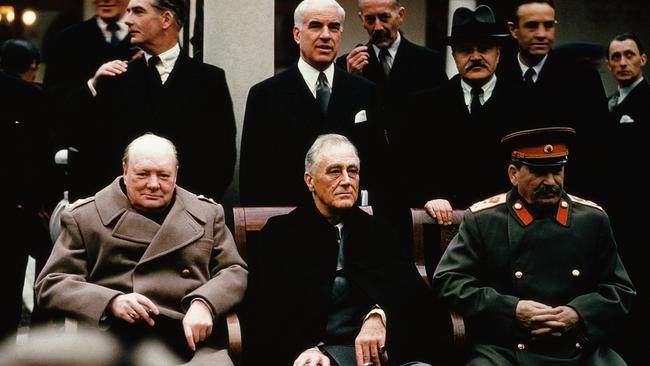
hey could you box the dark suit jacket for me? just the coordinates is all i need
[404,74,515,209]
[0,72,55,340]
[43,17,134,150]
[239,64,387,206]
[497,50,610,199]
[605,79,649,342]
[336,37,447,144]
[245,202,444,365]
[69,53,236,201]
[43,17,133,93]
[608,78,650,126]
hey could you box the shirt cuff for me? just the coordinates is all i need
[363,306,386,328]
[87,78,98,97]
[190,297,214,318]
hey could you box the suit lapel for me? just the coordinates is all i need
[285,65,322,127]
[364,41,385,84]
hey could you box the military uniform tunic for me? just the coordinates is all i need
[433,188,635,365]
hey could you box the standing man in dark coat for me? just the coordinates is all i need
[604,32,648,366]
[498,0,609,200]
[43,0,132,93]
[0,71,56,341]
[36,134,247,365]
[606,33,649,126]
[43,0,133,180]
[240,0,387,207]
[74,0,236,202]
[407,5,513,224]
[246,134,444,366]
[336,0,447,144]
[433,127,635,366]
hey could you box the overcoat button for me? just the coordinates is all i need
[515,271,523,279]
[517,343,525,350]
[514,203,523,210]
[575,342,582,350]
[181,269,191,278]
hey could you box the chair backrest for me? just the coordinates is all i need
[232,206,373,259]
[411,208,465,286]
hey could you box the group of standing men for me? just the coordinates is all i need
[2,0,647,365]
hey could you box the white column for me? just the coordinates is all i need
[204,1,275,205]
[446,0,476,78]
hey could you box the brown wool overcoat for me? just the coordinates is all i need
[36,178,247,325]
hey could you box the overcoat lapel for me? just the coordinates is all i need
[138,196,205,265]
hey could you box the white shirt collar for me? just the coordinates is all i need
[372,31,401,62]
[298,57,335,98]
[618,77,644,104]
[144,44,180,84]
[96,15,128,44]
[517,53,547,83]
[461,75,497,110]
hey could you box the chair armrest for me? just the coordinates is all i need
[449,311,466,348]
[226,312,242,365]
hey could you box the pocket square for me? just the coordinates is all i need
[619,115,635,123]
[354,110,367,123]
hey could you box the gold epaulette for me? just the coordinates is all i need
[197,194,217,205]
[469,193,507,213]
[568,194,604,211]
[69,196,94,210]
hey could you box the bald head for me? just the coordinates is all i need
[123,133,178,167]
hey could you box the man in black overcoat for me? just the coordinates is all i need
[71,0,236,202]
[336,0,447,144]
[604,32,649,366]
[0,71,55,341]
[497,0,609,200]
[406,5,514,224]
[240,0,387,207]
[246,134,446,366]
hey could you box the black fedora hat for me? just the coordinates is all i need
[446,5,509,45]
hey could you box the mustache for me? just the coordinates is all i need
[465,61,488,71]
[371,29,391,43]
[533,184,561,197]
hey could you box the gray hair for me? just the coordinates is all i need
[294,0,346,29]
[122,133,178,166]
[304,134,359,174]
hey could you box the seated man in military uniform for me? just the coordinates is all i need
[433,127,635,365]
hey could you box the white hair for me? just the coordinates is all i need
[304,134,359,174]
[294,0,346,29]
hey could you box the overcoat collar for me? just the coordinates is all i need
[94,177,208,263]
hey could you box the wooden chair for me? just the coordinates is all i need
[411,208,466,348]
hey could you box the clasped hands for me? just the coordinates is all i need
[108,293,213,351]
[516,300,579,337]
[293,314,388,366]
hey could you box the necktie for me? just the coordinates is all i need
[316,72,331,114]
[378,48,392,78]
[470,86,483,115]
[106,21,120,46]
[147,56,162,86]
[523,67,536,86]
[608,91,620,112]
